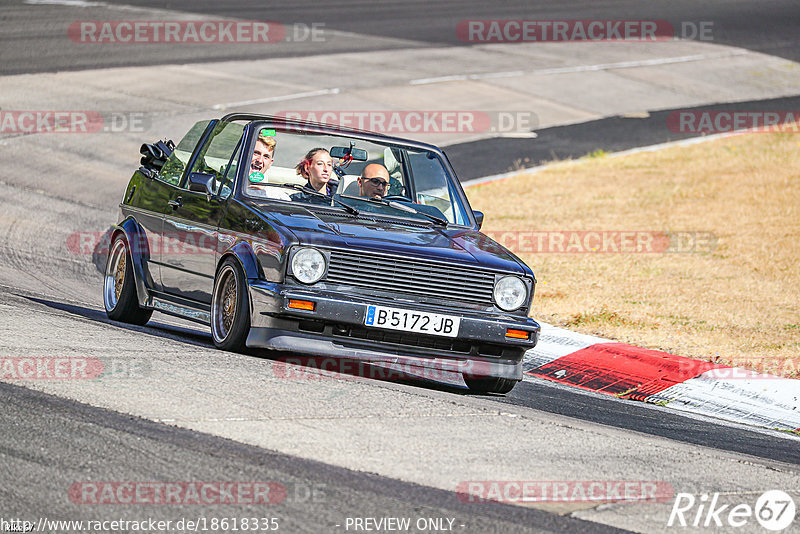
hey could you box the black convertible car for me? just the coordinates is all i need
[103,114,539,393]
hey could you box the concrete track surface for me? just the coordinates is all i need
[1,1,799,533]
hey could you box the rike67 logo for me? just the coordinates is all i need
[668,490,796,531]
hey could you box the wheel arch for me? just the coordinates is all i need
[110,218,152,308]
[217,240,261,280]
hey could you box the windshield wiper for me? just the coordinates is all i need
[339,195,448,227]
[275,183,360,215]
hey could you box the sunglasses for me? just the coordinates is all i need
[363,177,389,187]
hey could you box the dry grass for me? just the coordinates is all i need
[466,130,800,377]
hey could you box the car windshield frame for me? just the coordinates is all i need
[227,118,477,229]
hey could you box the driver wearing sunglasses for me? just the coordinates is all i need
[358,163,391,199]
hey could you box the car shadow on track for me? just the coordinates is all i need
[21,294,474,395]
[22,294,216,349]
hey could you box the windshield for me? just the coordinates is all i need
[239,123,470,226]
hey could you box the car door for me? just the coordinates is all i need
[125,168,172,294]
[127,120,211,291]
[160,120,245,304]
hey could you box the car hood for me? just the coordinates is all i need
[247,201,529,274]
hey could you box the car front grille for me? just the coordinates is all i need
[323,248,496,307]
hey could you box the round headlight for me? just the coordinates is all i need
[291,248,326,284]
[493,276,527,311]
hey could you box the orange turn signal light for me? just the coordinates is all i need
[288,299,316,311]
[505,329,529,340]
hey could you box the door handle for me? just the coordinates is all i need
[168,198,183,209]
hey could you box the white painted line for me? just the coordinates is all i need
[593,130,745,158]
[528,51,749,75]
[462,130,744,188]
[410,74,469,85]
[411,50,749,86]
[24,0,105,5]
[495,131,539,139]
[211,88,341,111]
[438,131,538,147]
[462,163,556,188]
[410,70,525,85]
[478,70,527,80]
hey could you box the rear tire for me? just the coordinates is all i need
[103,235,152,325]
[211,258,251,352]
[464,376,517,395]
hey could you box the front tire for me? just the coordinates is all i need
[464,376,517,395]
[211,258,251,352]
[103,235,152,325]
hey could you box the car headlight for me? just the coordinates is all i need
[291,248,326,284]
[493,276,527,311]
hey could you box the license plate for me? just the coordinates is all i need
[364,305,460,337]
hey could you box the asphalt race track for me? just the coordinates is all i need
[4,0,800,73]
[2,1,800,533]
[1,381,617,534]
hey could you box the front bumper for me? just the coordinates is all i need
[246,281,539,380]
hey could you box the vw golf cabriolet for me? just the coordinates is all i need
[103,114,539,393]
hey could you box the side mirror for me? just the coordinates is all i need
[473,210,484,229]
[188,172,216,198]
